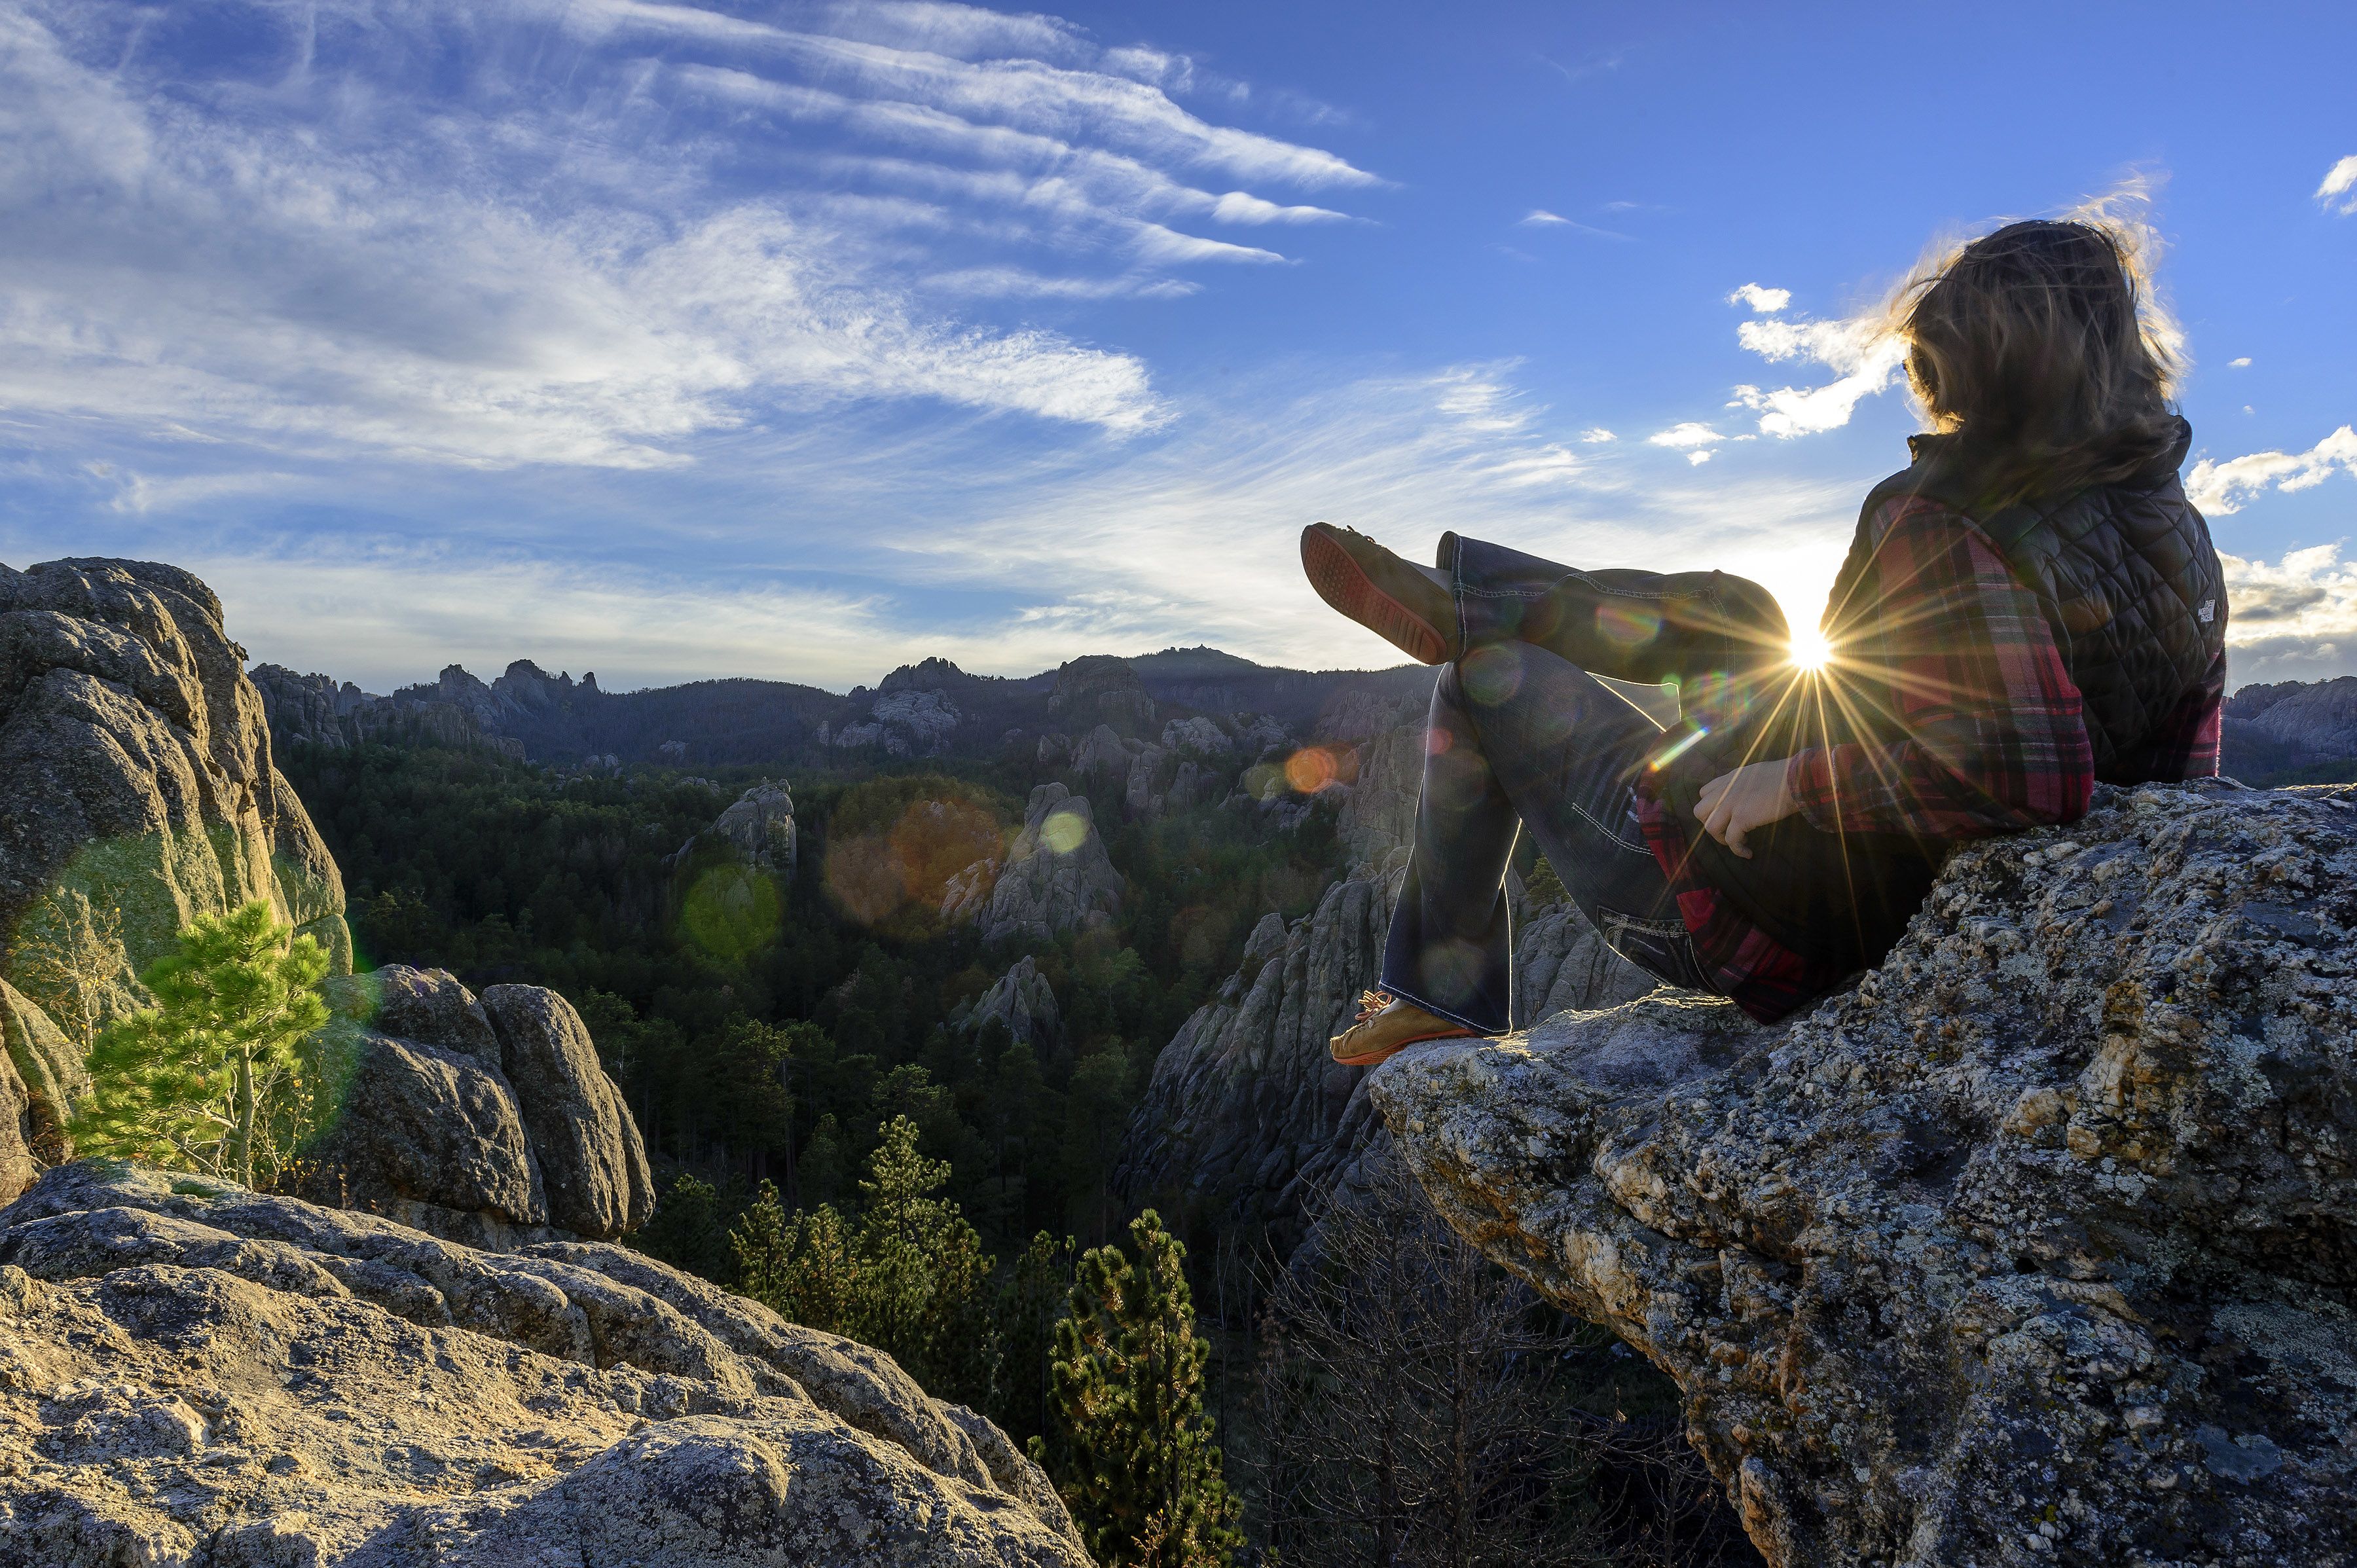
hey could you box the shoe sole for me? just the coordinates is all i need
[1301,527,1452,666]
[1330,1025,1476,1068]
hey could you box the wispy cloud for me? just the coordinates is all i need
[2318,154,2357,215]
[2187,426,2357,513]
[0,0,1379,467]
[1648,422,1724,448]
[1517,208,1631,240]
[1721,287,1905,438]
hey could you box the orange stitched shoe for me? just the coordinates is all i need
[1300,523,1460,666]
[1330,990,1478,1067]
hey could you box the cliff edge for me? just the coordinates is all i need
[1371,780,2357,1567]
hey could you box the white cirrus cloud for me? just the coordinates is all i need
[2187,427,2357,514]
[1649,422,1726,449]
[1727,283,1791,313]
[0,0,1381,467]
[1522,209,1570,226]
[2318,155,2357,215]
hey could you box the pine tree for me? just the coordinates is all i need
[1042,1209,1242,1568]
[70,900,332,1188]
[727,1118,997,1407]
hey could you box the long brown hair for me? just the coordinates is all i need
[1894,210,2184,508]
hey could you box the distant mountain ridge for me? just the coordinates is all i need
[251,646,1433,768]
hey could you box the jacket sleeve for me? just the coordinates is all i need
[1782,504,2094,838]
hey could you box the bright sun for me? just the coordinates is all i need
[1788,629,1833,672]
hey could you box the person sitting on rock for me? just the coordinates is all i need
[1309,213,2227,1066]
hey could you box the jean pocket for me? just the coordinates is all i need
[1596,909,1713,993]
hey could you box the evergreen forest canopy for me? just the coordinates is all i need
[282,737,1342,1258]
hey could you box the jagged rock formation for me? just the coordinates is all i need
[299,966,653,1248]
[1120,718,1650,1247]
[1372,780,2357,1567]
[0,558,354,1202]
[832,689,963,755]
[2224,675,2357,778]
[249,662,530,761]
[958,955,1063,1051]
[1047,655,1156,738]
[673,780,797,874]
[943,784,1122,947]
[0,1161,1085,1566]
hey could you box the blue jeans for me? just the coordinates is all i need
[1376,537,1788,1034]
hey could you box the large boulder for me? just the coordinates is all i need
[1371,780,2357,1567]
[0,1161,1086,1566]
[296,967,650,1247]
[0,559,354,1195]
[703,779,797,872]
[481,985,657,1238]
[950,783,1123,947]
[961,955,1063,1051]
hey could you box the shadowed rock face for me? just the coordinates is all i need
[1371,781,2357,1568]
[0,1162,1086,1567]
[1120,718,1651,1249]
[946,783,1122,947]
[300,966,651,1247]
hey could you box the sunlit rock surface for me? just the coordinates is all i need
[0,1163,1085,1567]
[1372,780,2357,1567]
[0,558,354,1198]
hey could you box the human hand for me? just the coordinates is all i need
[1693,759,1799,859]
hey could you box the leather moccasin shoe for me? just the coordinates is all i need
[1330,991,1478,1068]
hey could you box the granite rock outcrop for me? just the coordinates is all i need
[299,966,651,1247]
[944,783,1123,947]
[959,955,1063,1051]
[1120,716,1651,1247]
[0,558,355,1201]
[1372,780,2357,1567]
[0,1161,1085,1566]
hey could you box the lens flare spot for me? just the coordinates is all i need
[1425,725,1453,757]
[1596,603,1662,648]
[682,864,782,962]
[1285,748,1340,793]
[1459,642,1524,706]
[1040,809,1091,855]
[1789,628,1833,672]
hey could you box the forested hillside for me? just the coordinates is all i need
[282,738,1347,1256]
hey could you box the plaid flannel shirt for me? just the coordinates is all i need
[1637,494,2221,1023]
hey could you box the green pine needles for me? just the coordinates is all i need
[68,900,334,1189]
[729,1114,998,1408]
[1041,1209,1243,1568]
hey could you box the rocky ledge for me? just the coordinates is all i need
[0,1162,1084,1566]
[1370,781,2357,1568]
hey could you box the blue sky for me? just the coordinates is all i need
[3,0,2353,693]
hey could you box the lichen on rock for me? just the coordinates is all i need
[0,1161,1087,1566]
[1371,780,2357,1566]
